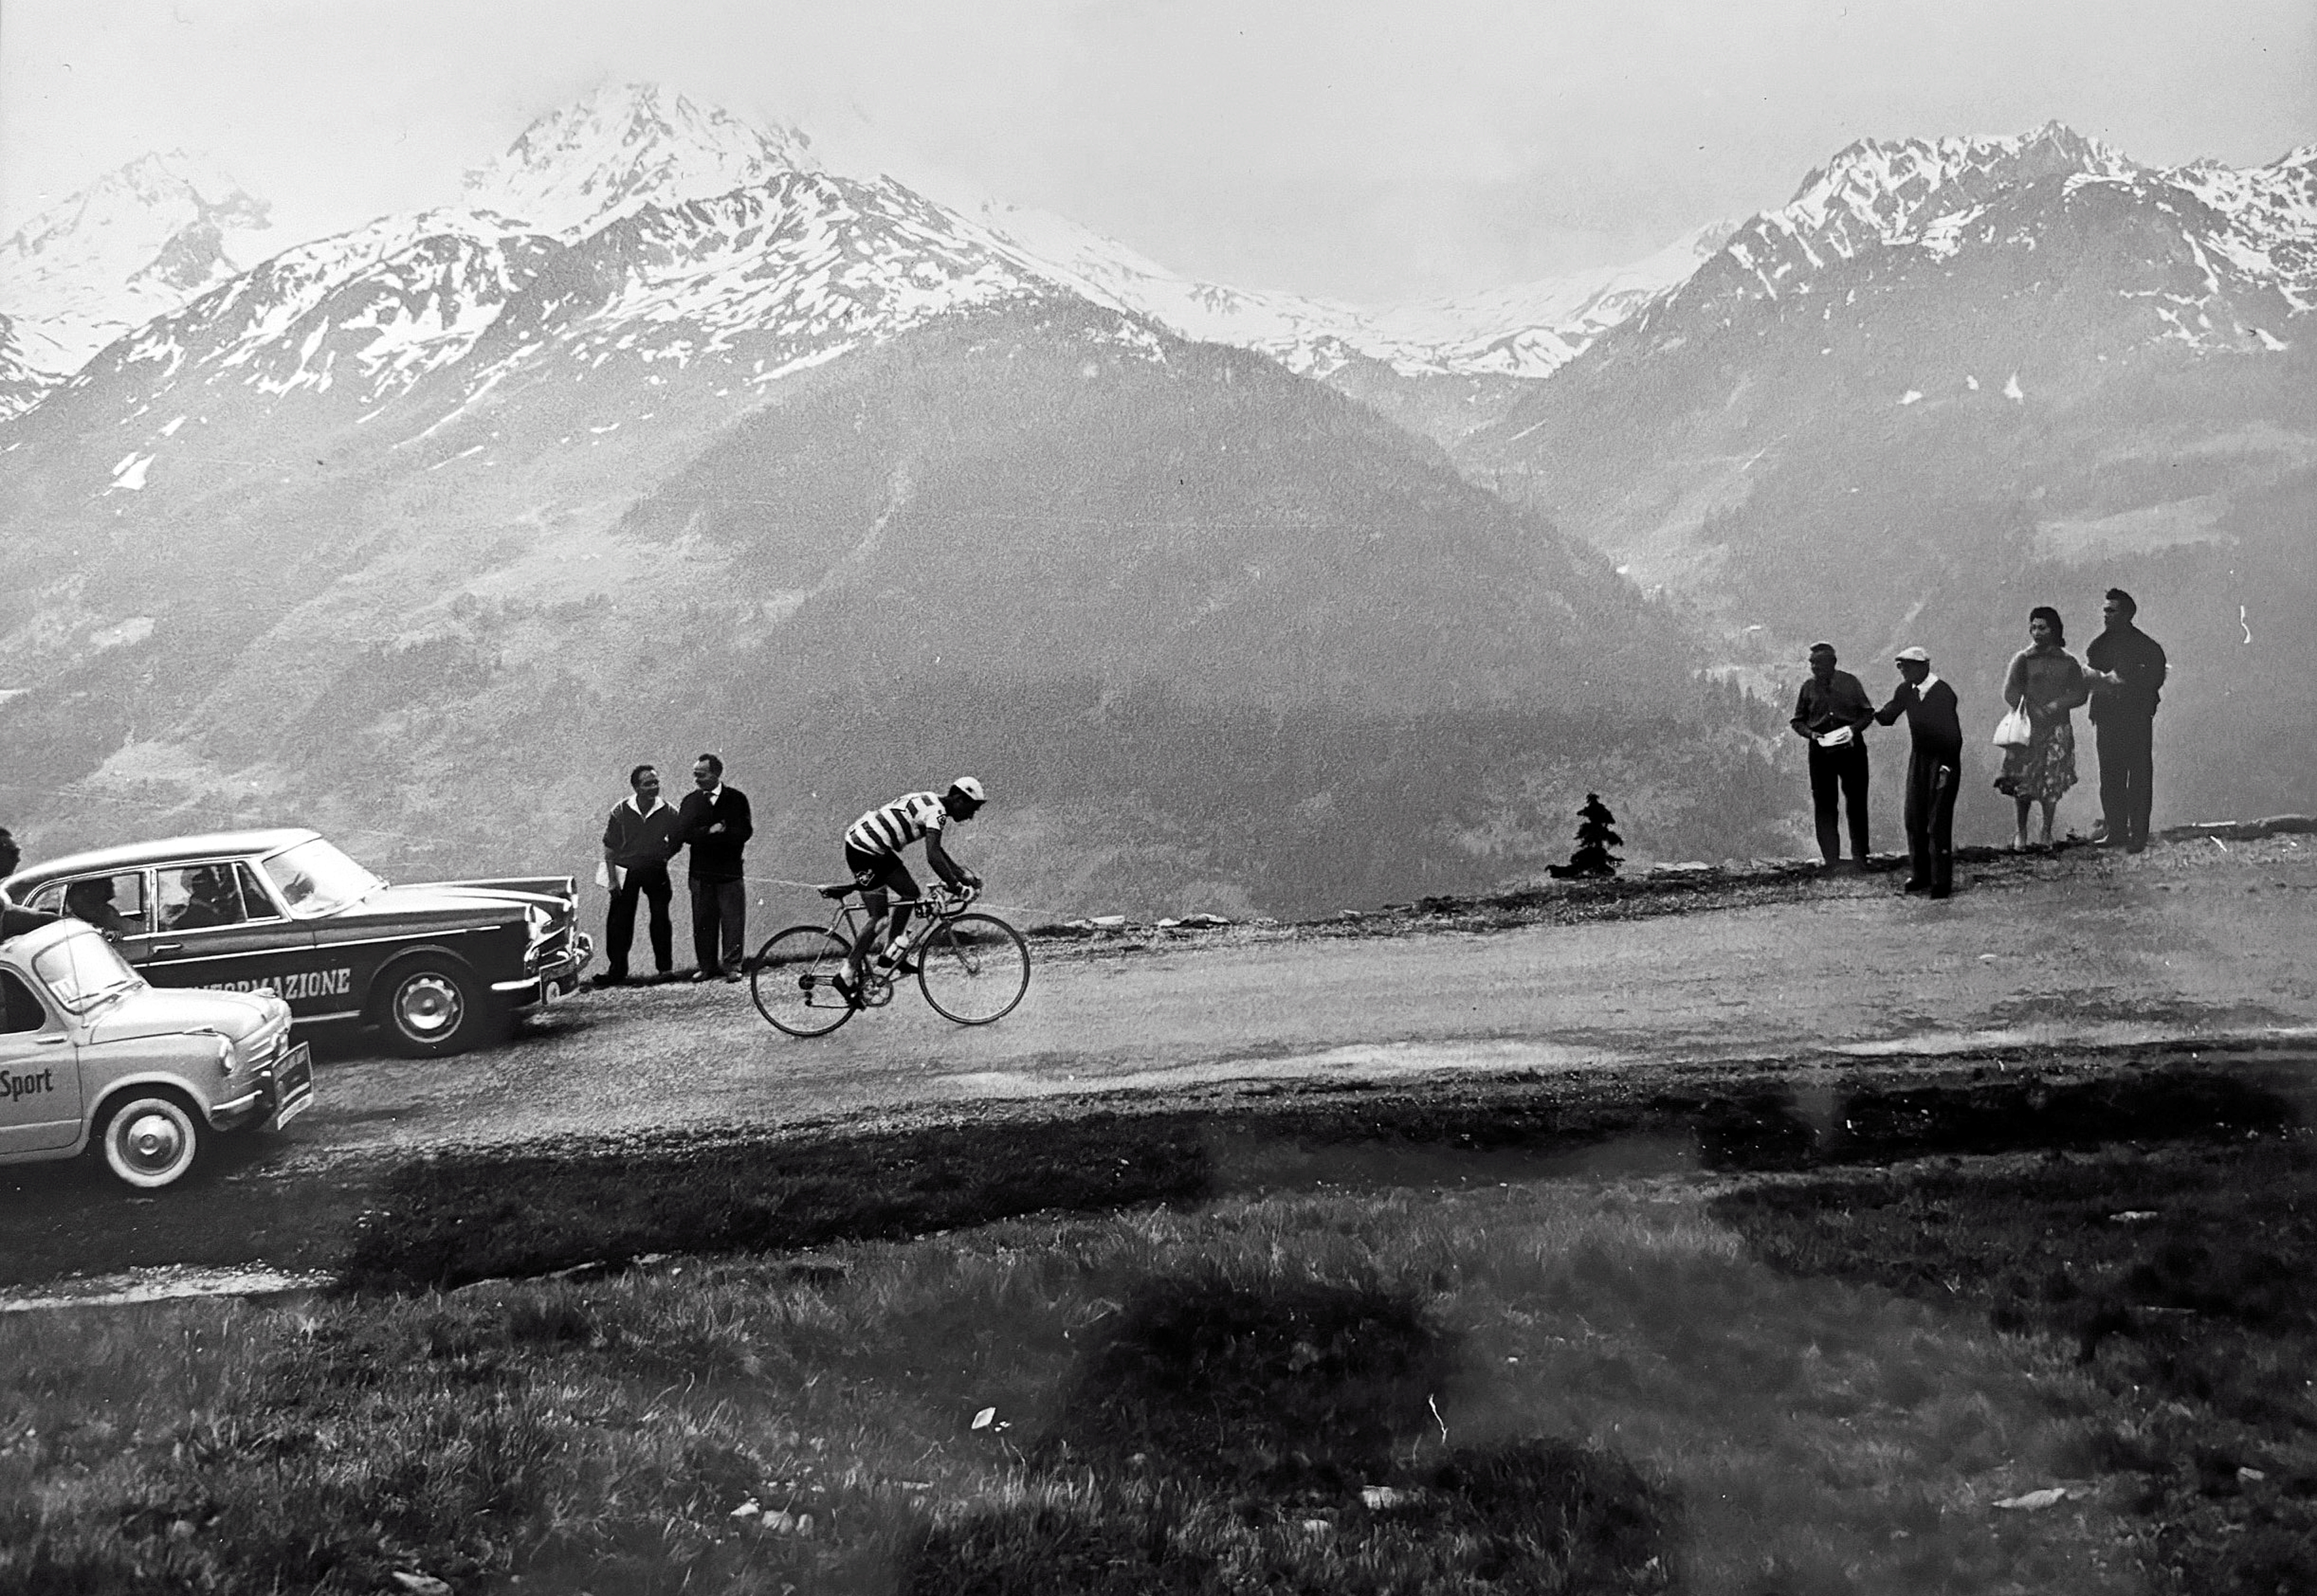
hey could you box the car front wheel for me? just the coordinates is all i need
[380,960,493,1057]
[99,1091,204,1190]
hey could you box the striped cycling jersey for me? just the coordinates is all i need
[844,792,949,857]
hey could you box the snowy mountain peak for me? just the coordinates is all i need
[3,150,269,290]
[461,81,817,239]
[0,149,272,392]
[1777,122,2135,248]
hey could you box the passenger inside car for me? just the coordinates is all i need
[167,864,247,930]
[61,877,138,941]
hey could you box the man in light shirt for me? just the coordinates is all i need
[1873,647,1964,899]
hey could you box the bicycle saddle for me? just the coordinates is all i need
[816,882,858,900]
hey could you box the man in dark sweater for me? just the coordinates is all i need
[1790,642,1877,869]
[1873,647,1964,899]
[598,763,681,986]
[672,753,754,982]
[0,828,56,941]
[2083,587,2166,854]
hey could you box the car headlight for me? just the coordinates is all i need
[191,1030,237,1074]
[525,904,552,939]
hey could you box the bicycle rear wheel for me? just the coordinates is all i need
[750,926,858,1037]
[916,912,1030,1025]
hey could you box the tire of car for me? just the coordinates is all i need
[95,1088,205,1190]
[375,954,499,1058]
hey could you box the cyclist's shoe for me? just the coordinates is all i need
[874,953,920,977]
[830,971,863,1007]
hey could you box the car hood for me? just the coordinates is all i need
[85,985,278,1045]
[319,884,547,923]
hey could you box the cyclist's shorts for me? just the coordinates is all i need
[844,843,919,901]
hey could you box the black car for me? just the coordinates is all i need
[1,828,592,1057]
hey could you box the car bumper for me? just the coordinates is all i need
[209,1043,316,1133]
[491,933,594,1008]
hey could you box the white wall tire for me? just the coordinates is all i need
[100,1092,204,1190]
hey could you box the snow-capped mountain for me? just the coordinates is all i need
[1628,122,2315,350]
[1,82,1729,435]
[36,167,1120,505]
[1363,221,1741,376]
[969,199,1731,382]
[0,151,270,411]
[461,81,817,238]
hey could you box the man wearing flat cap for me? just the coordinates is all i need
[1790,642,1876,870]
[1873,647,1963,898]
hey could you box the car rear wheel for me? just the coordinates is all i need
[380,959,493,1057]
[98,1091,204,1190]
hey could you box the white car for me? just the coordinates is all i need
[1,914,313,1188]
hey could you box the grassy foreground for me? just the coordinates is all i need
[12,1127,2312,1595]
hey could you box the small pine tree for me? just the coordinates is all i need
[1548,792,1623,879]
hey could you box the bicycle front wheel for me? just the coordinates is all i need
[917,912,1031,1026]
[750,926,858,1037]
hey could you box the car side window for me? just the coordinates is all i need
[0,969,48,1034]
[55,872,149,940]
[231,863,285,922]
[158,862,277,930]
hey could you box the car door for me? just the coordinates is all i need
[145,860,331,1015]
[0,967,81,1154]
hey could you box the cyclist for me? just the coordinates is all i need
[840,777,986,988]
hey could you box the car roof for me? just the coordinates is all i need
[4,828,323,884]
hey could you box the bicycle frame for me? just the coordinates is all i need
[829,882,973,976]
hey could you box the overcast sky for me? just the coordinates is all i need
[3,0,2311,304]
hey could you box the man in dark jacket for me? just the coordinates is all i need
[0,828,54,941]
[1873,647,1964,899]
[598,763,681,986]
[1791,642,1877,869]
[672,753,754,982]
[2084,588,2166,853]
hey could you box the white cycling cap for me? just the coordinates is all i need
[949,776,986,802]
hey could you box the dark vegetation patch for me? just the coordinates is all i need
[3,1053,2296,1298]
[1712,1131,2317,1596]
[906,1273,1675,1594]
[329,1061,2298,1293]
[1692,1066,2297,1171]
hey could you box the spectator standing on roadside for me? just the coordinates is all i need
[2,823,55,941]
[2083,588,2166,854]
[1995,605,2092,850]
[598,763,680,986]
[1873,647,1963,899]
[1790,642,1876,870]
[672,753,754,982]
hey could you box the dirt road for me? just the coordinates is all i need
[301,837,2317,1160]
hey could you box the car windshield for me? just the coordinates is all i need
[30,925,144,1015]
[260,839,383,917]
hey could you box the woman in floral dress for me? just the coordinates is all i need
[1995,605,2092,849]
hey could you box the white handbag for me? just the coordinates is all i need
[1992,703,2032,747]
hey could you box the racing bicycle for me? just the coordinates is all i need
[748,880,1030,1037]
